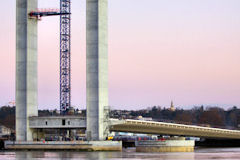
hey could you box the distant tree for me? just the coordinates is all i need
[198,107,225,127]
[0,106,15,129]
[174,112,193,124]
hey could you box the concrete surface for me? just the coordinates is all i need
[136,140,195,152]
[29,116,86,128]
[5,141,122,151]
[111,119,240,139]
[86,0,108,141]
[16,0,38,141]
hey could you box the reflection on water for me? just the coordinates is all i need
[1,148,240,160]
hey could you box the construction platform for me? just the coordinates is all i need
[136,140,195,152]
[4,141,122,151]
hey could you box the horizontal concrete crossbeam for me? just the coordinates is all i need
[29,116,86,129]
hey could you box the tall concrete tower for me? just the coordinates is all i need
[86,0,108,141]
[16,0,38,141]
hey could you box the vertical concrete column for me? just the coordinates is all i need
[16,0,38,141]
[86,0,108,141]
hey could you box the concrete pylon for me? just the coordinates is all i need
[86,0,108,141]
[16,0,38,141]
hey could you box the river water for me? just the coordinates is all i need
[1,148,240,160]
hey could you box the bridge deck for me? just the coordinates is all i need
[110,119,240,139]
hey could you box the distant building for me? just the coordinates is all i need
[0,125,11,136]
[136,116,153,121]
[169,101,176,111]
[77,110,82,114]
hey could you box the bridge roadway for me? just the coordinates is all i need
[29,116,240,139]
[110,119,240,139]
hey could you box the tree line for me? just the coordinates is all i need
[126,106,240,129]
[0,105,239,130]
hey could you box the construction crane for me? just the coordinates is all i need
[60,0,71,114]
[29,9,69,20]
[29,0,71,115]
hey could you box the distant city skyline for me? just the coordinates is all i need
[1,0,240,110]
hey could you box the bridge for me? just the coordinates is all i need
[15,0,240,150]
[29,117,240,139]
[110,119,240,139]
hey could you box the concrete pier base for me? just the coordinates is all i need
[5,141,122,151]
[136,140,195,152]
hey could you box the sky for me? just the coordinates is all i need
[1,0,240,110]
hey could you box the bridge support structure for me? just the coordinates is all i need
[86,0,109,141]
[16,0,38,141]
[136,140,195,152]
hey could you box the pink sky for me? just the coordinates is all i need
[1,0,240,110]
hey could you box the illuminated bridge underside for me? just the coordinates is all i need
[110,119,240,139]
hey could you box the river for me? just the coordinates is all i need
[1,148,240,159]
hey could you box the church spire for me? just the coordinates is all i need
[170,101,175,111]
